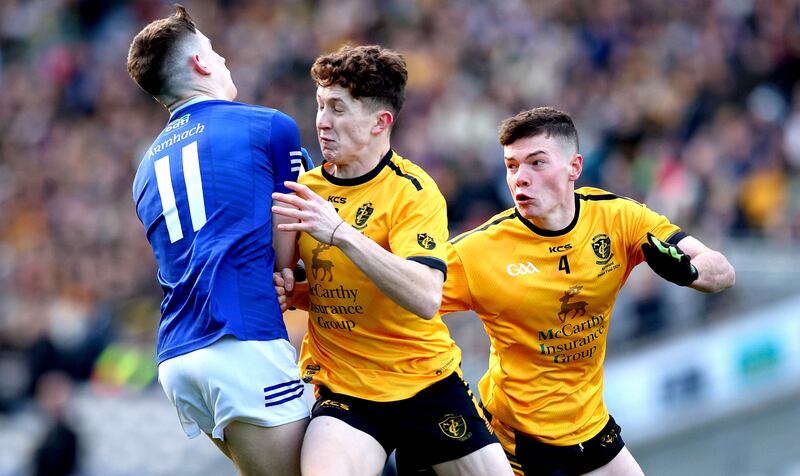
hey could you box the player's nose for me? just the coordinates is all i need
[514,170,530,188]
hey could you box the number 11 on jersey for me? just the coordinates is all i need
[154,141,207,243]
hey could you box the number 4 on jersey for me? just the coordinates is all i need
[154,141,207,243]
[559,255,571,274]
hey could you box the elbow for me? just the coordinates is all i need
[416,291,442,320]
[724,264,736,290]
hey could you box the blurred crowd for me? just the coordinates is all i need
[0,0,798,452]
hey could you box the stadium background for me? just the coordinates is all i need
[1,0,799,474]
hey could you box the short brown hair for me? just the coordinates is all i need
[127,4,196,98]
[311,45,407,115]
[499,107,579,151]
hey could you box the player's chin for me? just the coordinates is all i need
[320,149,338,163]
[515,202,538,219]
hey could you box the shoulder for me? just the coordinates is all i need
[298,165,325,185]
[386,151,438,194]
[237,103,298,128]
[450,208,518,247]
[576,187,643,212]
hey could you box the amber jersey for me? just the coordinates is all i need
[297,150,460,401]
[443,187,684,445]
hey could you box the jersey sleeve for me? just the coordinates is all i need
[387,183,449,279]
[440,242,473,314]
[627,201,682,265]
[268,111,304,194]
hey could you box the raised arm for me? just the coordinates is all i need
[272,181,443,319]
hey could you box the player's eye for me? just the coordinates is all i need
[505,162,518,170]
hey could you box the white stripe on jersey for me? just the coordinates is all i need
[154,156,184,243]
[182,141,207,232]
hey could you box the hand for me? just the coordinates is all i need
[641,233,698,286]
[273,268,295,312]
[273,266,310,312]
[272,181,347,246]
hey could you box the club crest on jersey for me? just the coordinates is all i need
[591,234,614,265]
[354,202,374,230]
[438,414,469,440]
[558,285,588,323]
[311,243,334,281]
[417,233,436,250]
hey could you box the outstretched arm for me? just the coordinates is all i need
[675,236,735,293]
[272,181,444,319]
[642,233,735,293]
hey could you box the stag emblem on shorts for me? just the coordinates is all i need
[558,285,588,323]
[311,243,334,281]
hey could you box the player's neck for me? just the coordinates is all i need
[166,94,216,115]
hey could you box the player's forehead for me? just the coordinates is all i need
[503,134,561,160]
[316,84,356,104]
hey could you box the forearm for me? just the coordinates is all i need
[688,249,736,293]
[272,209,298,271]
[334,223,443,319]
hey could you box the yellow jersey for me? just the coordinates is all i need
[298,150,461,401]
[443,187,682,445]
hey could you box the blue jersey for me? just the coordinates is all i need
[133,99,306,363]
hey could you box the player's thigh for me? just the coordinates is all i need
[584,446,643,476]
[159,336,308,440]
[432,442,513,476]
[224,418,308,476]
[206,433,232,459]
[395,372,500,470]
[301,415,387,476]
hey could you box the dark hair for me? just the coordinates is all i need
[127,4,196,98]
[499,107,579,151]
[311,45,407,115]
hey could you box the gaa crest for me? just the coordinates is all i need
[591,234,613,265]
[354,202,374,230]
[417,233,436,250]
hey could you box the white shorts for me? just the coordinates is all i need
[158,336,309,440]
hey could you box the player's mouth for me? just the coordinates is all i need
[515,192,533,204]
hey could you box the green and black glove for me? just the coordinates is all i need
[641,233,698,286]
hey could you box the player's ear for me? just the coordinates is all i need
[191,54,212,76]
[568,154,583,181]
[371,110,394,135]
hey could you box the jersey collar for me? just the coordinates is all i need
[515,193,581,237]
[168,95,215,121]
[321,149,394,187]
